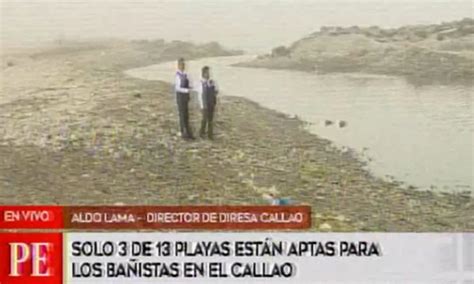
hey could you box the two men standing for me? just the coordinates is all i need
[174,58,218,140]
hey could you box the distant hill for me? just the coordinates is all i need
[237,18,474,85]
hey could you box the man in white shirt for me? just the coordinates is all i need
[174,58,194,140]
[196,66,219,139]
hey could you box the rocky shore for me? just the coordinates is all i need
[0,40,472,231]
[236,18,474,85]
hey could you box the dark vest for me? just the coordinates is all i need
[176,72,189,95]
[202,80,217,107]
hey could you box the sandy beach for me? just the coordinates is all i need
[0,40,472,231]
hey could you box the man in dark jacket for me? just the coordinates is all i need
[197,66,219,139]
[174,58,194,139]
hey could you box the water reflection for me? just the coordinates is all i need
[126,55,473,193]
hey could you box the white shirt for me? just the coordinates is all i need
[174,70,191,94]
[196,79,219,109]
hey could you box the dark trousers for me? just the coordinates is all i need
[200,97,216,138]
[176,93,192,137]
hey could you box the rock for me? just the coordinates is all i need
[188,194,199,201]
[267,185,279,195]
[85,147,97,156]
[334,215,348,222]
[324,120,333,126]
[338,120,347,128]
[319,222,332,230]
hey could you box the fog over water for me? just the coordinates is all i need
[1,0,473,52]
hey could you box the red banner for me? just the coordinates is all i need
[0,206,63,229]
[0,206,311,230]
[64,206,311,230]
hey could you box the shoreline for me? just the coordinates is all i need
[0,40,472,231]
[236,19,474,86]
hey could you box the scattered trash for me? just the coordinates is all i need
[262,193,293,205]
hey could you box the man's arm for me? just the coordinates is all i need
[212,80,219,95]
[196,81,203,108]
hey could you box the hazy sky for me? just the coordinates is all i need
[1,0,472,52]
